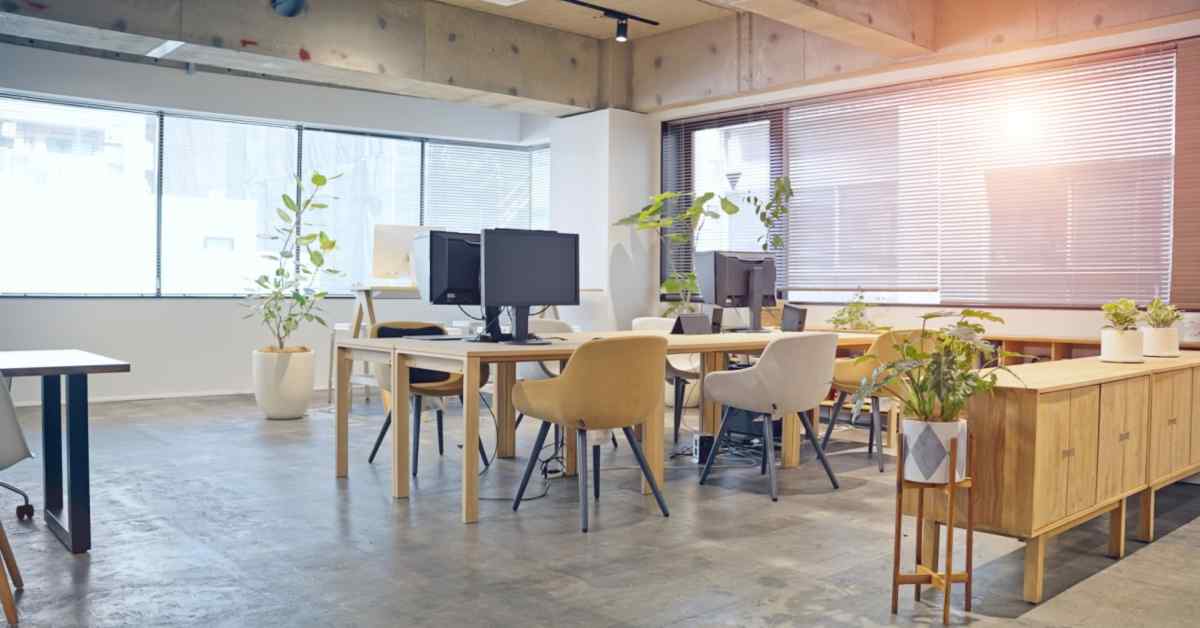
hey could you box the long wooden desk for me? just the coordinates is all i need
[334,330,877,524]
[907,352,1200,603]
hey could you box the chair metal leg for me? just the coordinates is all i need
[368,413,391,464]
[872,396,884,472]
[478,436,490,468]
[611,432,619,450]
[412,395,422,477]
[761,426,768,476]
[593,445,600,501]
[623,427,670,517]
[822,390,847,451]
[673,377,686,443]
[700,407,733,485]
[577,429,589,533]
[513,421,551,511]
[763,415,778,502]
[515,413,524,430]
[800,411,840,489]
[436,409,445,456]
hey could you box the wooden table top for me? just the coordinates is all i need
[987,351,1200,393]
[339,330,877,362]
[0,350,131,377]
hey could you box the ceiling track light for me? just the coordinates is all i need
[558,0,659,42]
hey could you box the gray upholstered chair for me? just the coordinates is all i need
[700,333,840,501]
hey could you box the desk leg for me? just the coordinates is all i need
[462,357,481,523]
[781,413,801,468]
[391,353,410,500]
[699,352,728,434]
[495,363,517,459]
[336,348,351,478]
[560,360,577,478]
[42,375,90,554]
[641,361,666,496]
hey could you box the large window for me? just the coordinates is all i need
[662,47,1179,308]
[0,93,549,296]
[0,99,158,295]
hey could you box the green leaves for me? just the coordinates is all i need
[282,194,297,211]
[719,197,740,215]
[1101,298,1141,331]
[311,172,327,187]
[1144,297,1181,328]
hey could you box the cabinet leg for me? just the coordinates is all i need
[1023,536,1046,604]
[1108,498,1127,559]
[1135,489,1155,543]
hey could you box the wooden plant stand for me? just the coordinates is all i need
[891,434,975,625]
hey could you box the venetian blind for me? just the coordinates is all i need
[422,142,536,232]
[1171,38,1200,309]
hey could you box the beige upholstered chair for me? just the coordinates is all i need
[0,382,28,625]
[511,336,670,532]
[369,322,491,476]
[631,316,701,443]
[822,329,930,472]
[700,333,839,501]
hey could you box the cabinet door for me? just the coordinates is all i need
[1034,391,1071,528]
[1122,376,1150,492]
[1193,369,1200,466]
[1066,387,1100,515]
[1172,369,1193,473]
[1149,372,1176,482]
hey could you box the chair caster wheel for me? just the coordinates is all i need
[16,504,33,521]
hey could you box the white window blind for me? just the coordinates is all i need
[423,142,538,232]
[785,49,1177,306]
[531,146,550,229]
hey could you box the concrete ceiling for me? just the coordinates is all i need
[433,0,731,40]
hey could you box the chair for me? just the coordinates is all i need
[511,336,670,532]
[367,322,491,477]
[0,381,29,626]
[631,317,701,443]
[699,333,840,501]
[821,330,929,473]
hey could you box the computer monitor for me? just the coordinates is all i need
[781,303,807,332]
[481,228,580,344]
[694,251,778,332]
[411,230,504,341]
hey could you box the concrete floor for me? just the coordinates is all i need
[3,393,1200,627]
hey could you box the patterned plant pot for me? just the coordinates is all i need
[902,418,968,484]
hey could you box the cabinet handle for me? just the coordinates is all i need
[1062,448,1075,458]
[1118,432,1131,442]
[1168,418,1179,426]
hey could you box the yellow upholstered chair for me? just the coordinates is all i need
[369,322,491,477]
[821,329,929,472]
[510,335,670,532]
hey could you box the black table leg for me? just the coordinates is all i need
[43,374,90,554]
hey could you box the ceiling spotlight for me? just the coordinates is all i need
[559,1,658,43]
[615,17,628,43]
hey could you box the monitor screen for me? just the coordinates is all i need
[481,229,580,307]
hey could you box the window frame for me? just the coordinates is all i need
[0,90,549,299]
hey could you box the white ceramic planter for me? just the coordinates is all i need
[901,418,968,484]
[252,348,315,420]
[1100,328,1144,363]
[1142,326,1181,358]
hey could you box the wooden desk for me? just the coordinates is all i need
[907,352,1200,603]
[335,331,876,524]
[0,350,130,553]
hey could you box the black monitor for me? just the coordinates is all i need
[411,230,504,341]
[481,228,580,344]
[694,251,778,332]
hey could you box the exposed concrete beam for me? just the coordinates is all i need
[708,0,934,58]
[0,0,598,117]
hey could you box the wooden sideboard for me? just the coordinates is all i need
[905,352,1200,603]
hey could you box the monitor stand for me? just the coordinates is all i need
[506,305,549,345]
[466,306,512,343]
[743,266,771,332]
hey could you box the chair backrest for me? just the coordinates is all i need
[631,316,674,333]
[518,318,575,380]
[556,335,668,430]
[0,379,32,471]
[529,318,574,335]
[752,332,839,414]
[868,329,934,364]
[371,321,449,392]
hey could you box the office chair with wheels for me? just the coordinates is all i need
[511,336,670,532]
[700,333,840,501]
[368,322,491,476]
[0,378,29,625]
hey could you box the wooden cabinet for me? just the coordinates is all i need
[1097,377,1149,502]
[1148,368,1193,483]
[1032,388,1099,529]
[1193,369,1200,466]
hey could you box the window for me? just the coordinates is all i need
[662,48,1178,307]
[0,99,158,295]
[0,92,550,297]
[160,117,298,295]
[301,130,422,292]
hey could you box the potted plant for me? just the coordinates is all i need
[853,309,1018,484]
[617,178,793,317]
[245,172,340,419]
[1142,297,1182,357]
[828,289,880,331]
[1100,298,1144,363]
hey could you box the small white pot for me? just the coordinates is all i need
[1100,328,1144,364]
[902,418,968,485]
[1142,326,1180,358]
[252,348,315,420]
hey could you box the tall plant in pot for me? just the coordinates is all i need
[1143,298,1182,357]
[1100,298,1144,363]
[852,310,1020,484]
[244,172,340,419]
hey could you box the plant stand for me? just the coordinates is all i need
[891,434,975,625]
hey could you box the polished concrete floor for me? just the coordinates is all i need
[3,392,1200,627]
